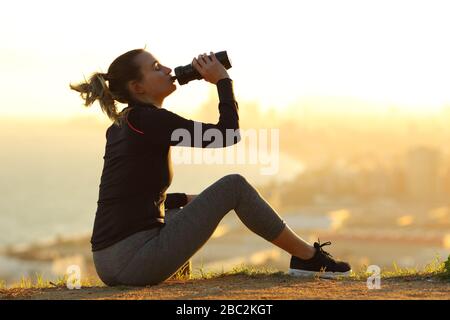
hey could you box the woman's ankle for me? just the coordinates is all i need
[293,245,316,260]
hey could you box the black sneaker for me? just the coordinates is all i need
[288,240,352,278]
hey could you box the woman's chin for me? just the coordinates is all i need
[166,85,177,97]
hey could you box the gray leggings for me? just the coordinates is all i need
[93,174,287,286]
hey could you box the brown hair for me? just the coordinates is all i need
[70,48,145,126]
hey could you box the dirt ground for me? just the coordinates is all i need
[1,274,449,300]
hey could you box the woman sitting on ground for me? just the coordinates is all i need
[70,48,351,286]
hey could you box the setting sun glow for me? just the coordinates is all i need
[1,0,449,119]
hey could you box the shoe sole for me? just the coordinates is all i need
[288,268,352,279]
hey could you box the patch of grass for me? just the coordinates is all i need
[48,275,104,288]
[193,263,287,280]
[226,264,286,277]
[2,255,449,291]
[2,273,105,290]
[193,257,449,282]
[169,260,193,281]
[442,254,450,280]
[18,276,33,289]
[348,254,450,281]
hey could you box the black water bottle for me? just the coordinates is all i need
[171,51,232,85]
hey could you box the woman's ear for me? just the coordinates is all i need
[128,79,145,95]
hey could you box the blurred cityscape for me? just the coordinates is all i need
[254,143,450,273]
[1,102,450,284]
[261,144,449,208]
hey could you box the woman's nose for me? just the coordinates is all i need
[163,65,172,74]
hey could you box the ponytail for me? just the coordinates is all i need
[70,48,145,127]
[70,72,129,126]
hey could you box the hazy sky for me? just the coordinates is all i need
[1,0,450,119]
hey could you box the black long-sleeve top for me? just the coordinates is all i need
[91,78,240,251]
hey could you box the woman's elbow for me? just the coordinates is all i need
[224,128,241,147]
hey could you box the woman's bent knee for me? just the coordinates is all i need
[222,173,248,186]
